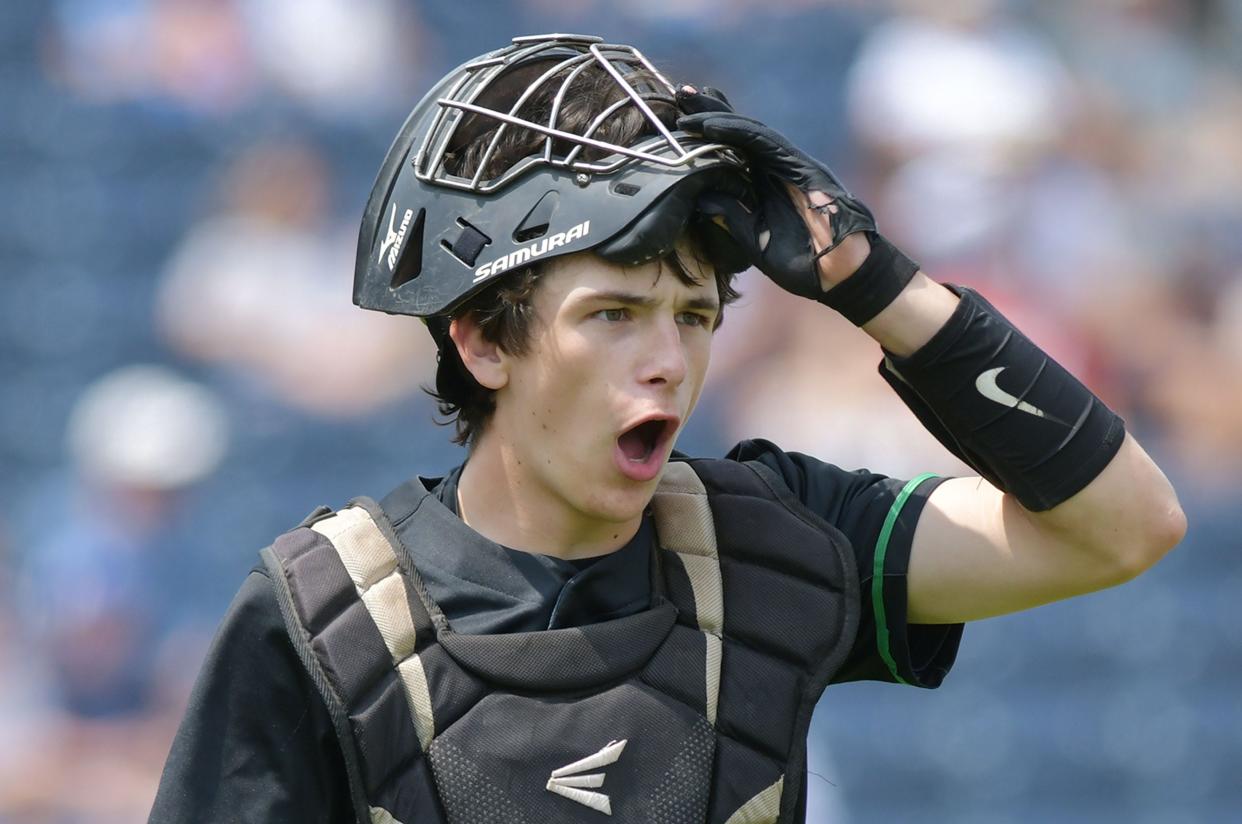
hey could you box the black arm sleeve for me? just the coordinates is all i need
[727,438,963,688]
[149,569,354,823]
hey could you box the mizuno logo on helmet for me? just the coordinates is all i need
[473,220,592,283]
[378,204,414,271]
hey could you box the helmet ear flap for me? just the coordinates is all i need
[595,169,753,271]
[691,215,752,277]
[594,185,695,266]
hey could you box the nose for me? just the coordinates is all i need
[638,317,688,389]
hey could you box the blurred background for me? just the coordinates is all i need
[0,0,1239,821]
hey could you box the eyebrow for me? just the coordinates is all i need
[582,290,720,314]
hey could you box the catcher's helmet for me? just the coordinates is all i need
[353,33,749,323]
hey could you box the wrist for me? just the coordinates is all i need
[816,233,920,326]
[861,275,960,357]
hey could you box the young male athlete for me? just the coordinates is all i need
[150,35,1185,824]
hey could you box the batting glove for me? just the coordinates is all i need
[676,86,877,301]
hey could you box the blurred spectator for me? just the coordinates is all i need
[236,0,427,118]
[155,138,436,418]
[45,0,424,118]
[846,0,1070,165]
[45,0,257,115]
[1,366,228,820]
[1039,0,1209,121]
[841,0,1131,312]
[17,364,227,718]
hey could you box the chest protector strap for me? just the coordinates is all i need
[310,507,437,752]
[650,462,725,724]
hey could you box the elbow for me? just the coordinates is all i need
[1111,496,1188,583]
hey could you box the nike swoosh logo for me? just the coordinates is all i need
[975,367,1053,420]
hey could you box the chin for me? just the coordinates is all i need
[575,476,659,524]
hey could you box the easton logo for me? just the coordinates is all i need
[545,738,626,815]
[378,204,414,271]
[473,220,591,283]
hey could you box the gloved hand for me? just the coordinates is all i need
[676,86,877,300]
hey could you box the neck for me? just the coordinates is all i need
[457,431,640,560]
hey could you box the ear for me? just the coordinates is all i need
[448,314,509,391]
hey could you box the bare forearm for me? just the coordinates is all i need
[858,272,960,357]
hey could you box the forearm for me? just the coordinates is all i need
[858,271,960,357]
[825,245,1185,573]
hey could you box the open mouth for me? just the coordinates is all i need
[618,419,669,463]
[614,416,678,482]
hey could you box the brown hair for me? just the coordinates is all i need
[429,63,740,447]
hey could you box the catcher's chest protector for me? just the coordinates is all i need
[262,459,860,824]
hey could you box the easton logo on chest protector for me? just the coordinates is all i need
[544,739,626,815]
[473,220,591,283]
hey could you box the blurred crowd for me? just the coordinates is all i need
[1,1,1239,821]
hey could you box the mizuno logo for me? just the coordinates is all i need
[975,367,1061,422]
[473,220,591,283]
[378,204,414,271]
[545,739,626,815]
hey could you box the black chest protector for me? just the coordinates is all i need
[262,457,861,824]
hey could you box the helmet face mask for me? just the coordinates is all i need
[421,35,730,192]
[353,33,750,322]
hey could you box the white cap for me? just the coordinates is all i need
[66,365,229,489]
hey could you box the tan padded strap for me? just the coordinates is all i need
[652,462,724,723]
[653,463,719,560]
[704,632,722,724]
[313,507,398,590]
[723,775,784,824]
[369,806,405,824]
[676,554,724,637]
[313,507,435,750]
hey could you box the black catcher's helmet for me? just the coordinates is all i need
[353,33,750,327]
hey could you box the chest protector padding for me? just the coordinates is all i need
[262,457,860,824]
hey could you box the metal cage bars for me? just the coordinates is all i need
[414,36,725,194]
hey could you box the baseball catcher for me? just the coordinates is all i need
[151,34,1184,824]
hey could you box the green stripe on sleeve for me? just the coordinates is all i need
[873,472,938,685]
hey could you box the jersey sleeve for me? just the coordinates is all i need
[726,438,963,688]
[149,569,355,823]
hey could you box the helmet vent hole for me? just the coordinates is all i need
[513,191,559,244]
[390,208,426,289]
[612,182,641,196]
[441,217,491,266]
[514,224,548,243]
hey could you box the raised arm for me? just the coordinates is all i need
[676,88,1186,625]
[860,269,1185,623]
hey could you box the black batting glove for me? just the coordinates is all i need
[676,86,877,301]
